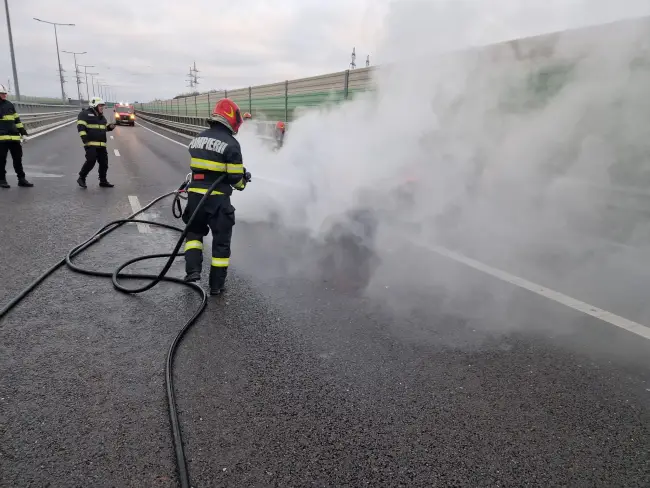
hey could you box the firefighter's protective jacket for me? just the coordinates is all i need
[77,107,114,147]
[0,99,28,141]
[187,122,248,196]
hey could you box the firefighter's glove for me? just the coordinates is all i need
[107,123,116,131]
[243,168,252,183]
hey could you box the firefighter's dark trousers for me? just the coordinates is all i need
[182,193,235,290]
[0,141,25,180]
[79,146,109,181]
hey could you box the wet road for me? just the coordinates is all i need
[1,121,649,487]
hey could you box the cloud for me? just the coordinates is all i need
[0,0,648,101]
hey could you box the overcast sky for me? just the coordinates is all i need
[1,0,648,102]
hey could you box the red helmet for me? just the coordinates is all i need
[243,112,252,119]
[210,98,242,134]
[276,121,285,132]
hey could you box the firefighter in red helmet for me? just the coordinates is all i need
[274,120,286,149]
[242,112,252,120]
[182,98,252,295]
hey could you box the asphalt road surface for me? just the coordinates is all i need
[1,121,649,487]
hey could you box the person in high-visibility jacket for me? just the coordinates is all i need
[0,84,33,188]
[182,98,252,295]
[76,97,116,188]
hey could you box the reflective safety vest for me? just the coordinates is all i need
[77,107,110,147]
[187,122,247,197]
[0,99,27,142]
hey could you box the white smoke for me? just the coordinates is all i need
[233,0,650,327]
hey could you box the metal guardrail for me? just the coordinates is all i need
[14,101,77,114]
[135,111,206,136]
[19,109,78,134]
[136,110,280,142]
[9,102,81,135]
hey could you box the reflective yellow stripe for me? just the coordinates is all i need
[0,135,21,141]
[190,158,227,172]
[187,187,224,196]
[1,114,16,120]
[86,124,106,129]
[77,120,88,126]
[79,131,87,136]
[226,163,244,174]
[190,158,243,174]
[184,240,203,251]
[211,257,230,267]
[233,179,246,190]
[86,141,107,147]
[15,123,24,129]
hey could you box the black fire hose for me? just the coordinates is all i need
[0,174,227,488]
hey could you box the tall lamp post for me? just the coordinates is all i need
[33,17,75,102]
[62,50,86,106]
[100,83,111,103]
[87,72,99,98]
[3,0,20,99]
[78,64,95,103]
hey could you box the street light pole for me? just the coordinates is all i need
[78,64,95,104]
[100,83,111,103]
[33,18,75,103]
[87,72,99,98]
[62,50,86,107]
[3,0,20,99]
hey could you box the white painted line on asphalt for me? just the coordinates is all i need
[110,135,114,140]
[127,195,151,233]
[22,171,63,178]
[136,120,190,147]
[114,149,121,157]
[24,118,77,140]
[412,240,650,340]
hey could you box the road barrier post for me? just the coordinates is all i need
[285,80,288,122]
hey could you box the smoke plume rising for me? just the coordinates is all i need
[233,0,650,330]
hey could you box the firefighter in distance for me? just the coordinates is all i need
[274,121,285,150]
[0,84,33,188]
[182,98,252,296]
[76,97,116,188]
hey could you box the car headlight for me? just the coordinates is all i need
[130,114,135,119]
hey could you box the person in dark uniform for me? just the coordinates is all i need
[182,98,252,295]
[76,97,116,188]
[274,120,285,150]
[0,84,33,188]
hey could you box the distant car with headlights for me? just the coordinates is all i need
[113,103,135,126]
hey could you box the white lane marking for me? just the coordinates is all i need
[412,240,650,340]
[114,149,121,157]
[136,120,190,147]
[110,135,114,140]
[24,118,77,140]
[22,171,63,178]
[127,195,151,233]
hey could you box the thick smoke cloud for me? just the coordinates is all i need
[233,2,650,332]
